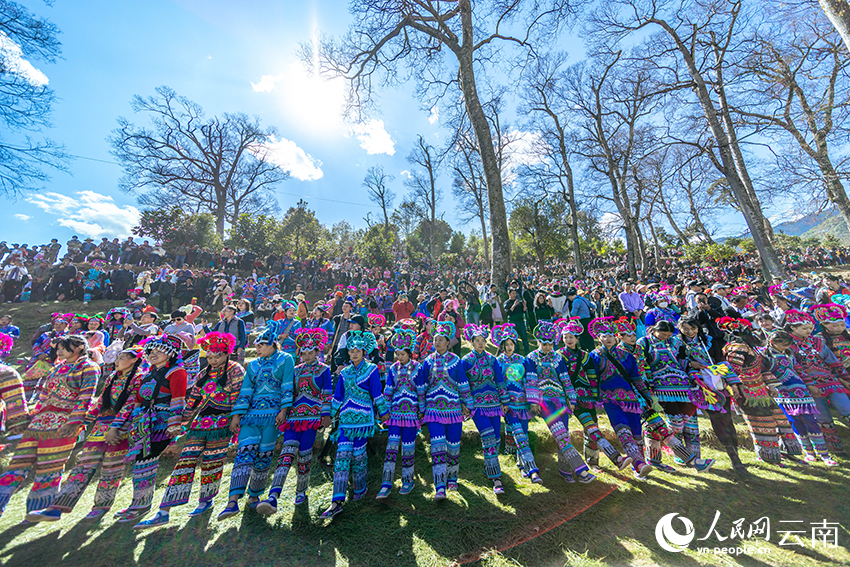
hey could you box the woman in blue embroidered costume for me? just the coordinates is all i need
[377,327,421,499]
[273,300,302,357]
[218,327,294,520]
[416,321,474,501]
[677,316,745,471]
[556,318,633,474]
[461,324,510,494]
[762,331,837,466]
[492,324,541,483]
[135,332,245,528]
[257,328,332,514]
[321,331,389,518]
[526,321,596,484]
[636,320,703,469]
[112,334,187,523]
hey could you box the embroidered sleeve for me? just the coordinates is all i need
[67,362,100,426]
[110,373,140,430]
[0,366,29,430]
[451,357,474,408]
[383,365,397,405]
[226,363,245,411]
[492,355,509,405]
[415,360,428,413]
[232,361,255,416]
[182,378,204,421]
[331,372,345,417]
[368,366,389,418]
[581,352,598,387]
[820,340,850,381]
[276,352,295,410]
[525,356,542,406]
[319,366,332,418]
[166,368,188,431]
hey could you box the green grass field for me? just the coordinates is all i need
[0,300,849,567]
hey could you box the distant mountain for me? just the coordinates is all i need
[802,214,850,243]
[737,210,838,238]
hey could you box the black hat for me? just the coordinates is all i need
[566,288,578,296]
[351,315,366,329]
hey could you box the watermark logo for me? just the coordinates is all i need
[655,513,695,553]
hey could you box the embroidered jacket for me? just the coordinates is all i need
[635,334,693,402]
[384,360,421,427]
[590,345,645,413]
[28,357,100,436]
[461,350,508,418]
[496,353,531,419]
[116,365,187,440]
[760,347,818,415]
[233,350,294,426]
[331,359,388,439]
[280,361,332,432]
[0,364,29,432]
[184,360,245,438]
[414,331,434,361]
[416,351,474,424]
[558,347,601,409]
[723,342,773,406]
[525,349,575,411]
[789,334,850,396]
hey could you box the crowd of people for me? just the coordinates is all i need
[0,233,848,532]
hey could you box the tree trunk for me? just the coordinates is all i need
[458,0,511,287]
[215,188,226,236]
[479,209,490,265]
[820,0,850,54]
[657,19,786,277]
[817,153,850,235]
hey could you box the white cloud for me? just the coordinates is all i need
[400,170,412,179]
[0,31,48,86]
[25,191,140,239]
[501,129,548,185]
[599,212,624,238]
[14,214,31,221]
[251,73,284,93]
[428,106,440,125]
[252,136,323,181]
[348,119,395,155]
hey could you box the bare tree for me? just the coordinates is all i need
[309,0,580,285]
[451,134,490,264]
[0,1,67,197]
[735,9,850,234]
[405,135,440,264]
[363,165,396,239]
[110,86,287,235]
[817,0,850,54]
[391,199,424,242]
[591,0,787,276]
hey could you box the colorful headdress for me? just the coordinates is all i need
[390,328,416,352]
[91,259,105,267]
[0,333,13,357]
[768,285,782,297]
[561,317,584,337]
[463,324,489,342]
[128,288,142,295]
[588,317,617,338]
[490,324,519,347]
[367,313,386,328]
[395,318,417,331]
[613,317,637,335]
[434,321,456,340]
[198,332,237,355]
[532,321,558,344]
[553,318,570,336]
[120,345,144,358]
[143,334,183,358]
[785,309,815,326]
[715,317,753,333]
[254,327,278,346]
[295,328,328,352]
[831,294,850,307]
[347,330,377,353]
[281,300,296,311]
[812,303,847,324]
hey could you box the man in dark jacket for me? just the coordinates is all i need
[46,258,78,300]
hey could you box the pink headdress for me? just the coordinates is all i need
[294,328,329,352]
[588,316,617,338]
[490,323,519,346]
[785,309,815,326]
[367,313,386,328]
[561,317,584,337]
[463,324,489,342]
[812,304,847,324]
[198,332,237,355]
[0,333,13,357]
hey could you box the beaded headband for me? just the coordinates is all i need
[462,324,490,342]
[294,328,328,352]
[347,330,377,353]
[785,309,815,326]
[143,334,183,357]
[198,332,237,355]
[390,328,416,351]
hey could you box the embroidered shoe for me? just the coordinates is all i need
[84,509,107,521]
[256,497,278,516]
[320,503,343,518]
[188,500,214,517]
[376,486,391,500]
[399,483,414,495]
[577,471,596,484]
[692,458,715,473]
[134,510,169,529]
[559,470,574,483]
[802,453,817,463]
[529,471,543,484]
[635,463,653,479]
[117,507,150,523]
[353,489,367,501]
[25,508,62,523]
[492,479,505,495]
[434,488,447,501]
[217,501,240,521]
[447,480,458,491]
[823,458,839,467]
[246,498,260,510]
[113,507,130,519]
[294,492,307,505]
[650,461,677,472]
[616,455,634,471]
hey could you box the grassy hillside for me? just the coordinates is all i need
[802,214,850,244]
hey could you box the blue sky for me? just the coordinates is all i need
[5,0,783,247]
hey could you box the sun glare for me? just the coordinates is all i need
[280,60,346,135]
